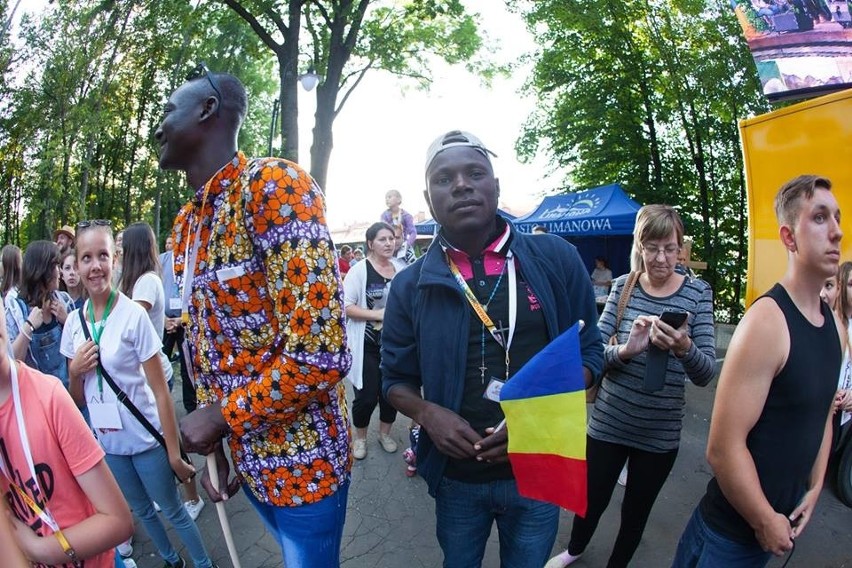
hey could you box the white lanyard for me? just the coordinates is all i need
[504,254,518,354]
[180,183,212,321]
[0,357,60,532]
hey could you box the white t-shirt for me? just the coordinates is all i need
[131,272,173,383]
[60,293,164,455]
[132,272,166,340]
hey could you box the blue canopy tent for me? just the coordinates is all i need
[415,208,516,236]
[513,184,641,278]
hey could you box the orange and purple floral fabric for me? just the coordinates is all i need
[171,152,352,506]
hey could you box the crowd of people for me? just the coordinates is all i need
[0,66,849,568]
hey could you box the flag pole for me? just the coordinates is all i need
[206,454,242,568]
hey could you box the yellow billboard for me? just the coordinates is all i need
[742,88,852,307]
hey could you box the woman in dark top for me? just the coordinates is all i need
[343,222,407,459]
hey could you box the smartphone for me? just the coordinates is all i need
[659,309,688,328]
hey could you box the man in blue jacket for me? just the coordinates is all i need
[382,130,604,567]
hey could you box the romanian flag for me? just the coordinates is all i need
[499,322,588,516]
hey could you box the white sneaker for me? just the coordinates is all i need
[123,559,138,568]
[352,438,367,459]
[544,549,583,568]
[618,464,628,487]
[117,538,133,558]
[184,498,205,521]
[379,434,398,453]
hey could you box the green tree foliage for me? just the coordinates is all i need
[514,0,770,321]
[1,0,490,248]
[220,0,489,190]
[0,0,277,245]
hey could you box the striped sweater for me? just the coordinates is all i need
[588,273,716,452]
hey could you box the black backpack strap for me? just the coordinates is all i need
[77,308,189,464]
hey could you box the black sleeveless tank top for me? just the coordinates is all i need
[700,283,840,543]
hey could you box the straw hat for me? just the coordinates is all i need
[53,225,75,242]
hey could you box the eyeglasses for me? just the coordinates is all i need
[187,61,222,116]
[642,243,680,258]
[76,219,112,231]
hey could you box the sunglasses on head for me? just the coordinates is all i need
[76,219,112,233]
[187,61,223,116]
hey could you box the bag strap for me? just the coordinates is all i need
[614,271,640,332]
[77,308,188,463]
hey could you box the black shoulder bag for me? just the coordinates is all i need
[78,308,190,480]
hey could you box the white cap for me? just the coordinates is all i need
[424,130,497,176]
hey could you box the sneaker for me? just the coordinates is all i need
[352,438,367,460]
[184,497,205,521]
[123,560,138,568]
[544,549,583,568]
[379,434,398,453]
[618,464,628,487]
[405,465,417,477]
[163,557,186,568]
[117,538,133,558]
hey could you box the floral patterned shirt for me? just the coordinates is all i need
[171,152,352,506]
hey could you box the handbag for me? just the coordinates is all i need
[586,270,640,403]
[77,308,190,480]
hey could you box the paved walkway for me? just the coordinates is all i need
[125,338,851,568]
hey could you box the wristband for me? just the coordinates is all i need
[24,320,34,332]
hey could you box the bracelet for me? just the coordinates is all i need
[24,319,34,332]
[54,529,81,566]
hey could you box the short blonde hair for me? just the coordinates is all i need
[631,204,684,272]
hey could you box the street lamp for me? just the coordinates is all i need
[299,64,321,92]
[268,59,323,157]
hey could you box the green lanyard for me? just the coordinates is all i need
[87,289,117,397]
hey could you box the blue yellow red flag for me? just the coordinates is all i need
[500,321,588,516]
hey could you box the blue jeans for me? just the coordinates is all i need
[434,477,559,568]
[105,446,212,568]
[244,480,349,568]
[671,508,773,568]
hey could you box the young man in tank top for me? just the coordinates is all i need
[672,175,844,567]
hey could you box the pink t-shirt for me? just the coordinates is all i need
[0,363,113,568]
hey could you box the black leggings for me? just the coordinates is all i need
[351,339,397,428]
[569,436,678,568]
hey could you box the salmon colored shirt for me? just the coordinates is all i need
[0,363,112,568]
[171,152,352,506]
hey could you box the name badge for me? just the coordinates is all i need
[170,298,183,311]
[89,401,123,430]
[483,378,505,403]
[216,266,245,282]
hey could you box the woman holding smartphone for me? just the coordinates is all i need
[61,220,215,568]
[547,205,716,568]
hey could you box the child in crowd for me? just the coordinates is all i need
[60,247,86,310]
[403,423,420,477]
[62,220,215,568]
[380,189,417,250]
[0,306,133,567]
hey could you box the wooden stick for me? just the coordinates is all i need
[207,453,242,568]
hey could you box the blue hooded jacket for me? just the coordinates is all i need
[381,219,603,496]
